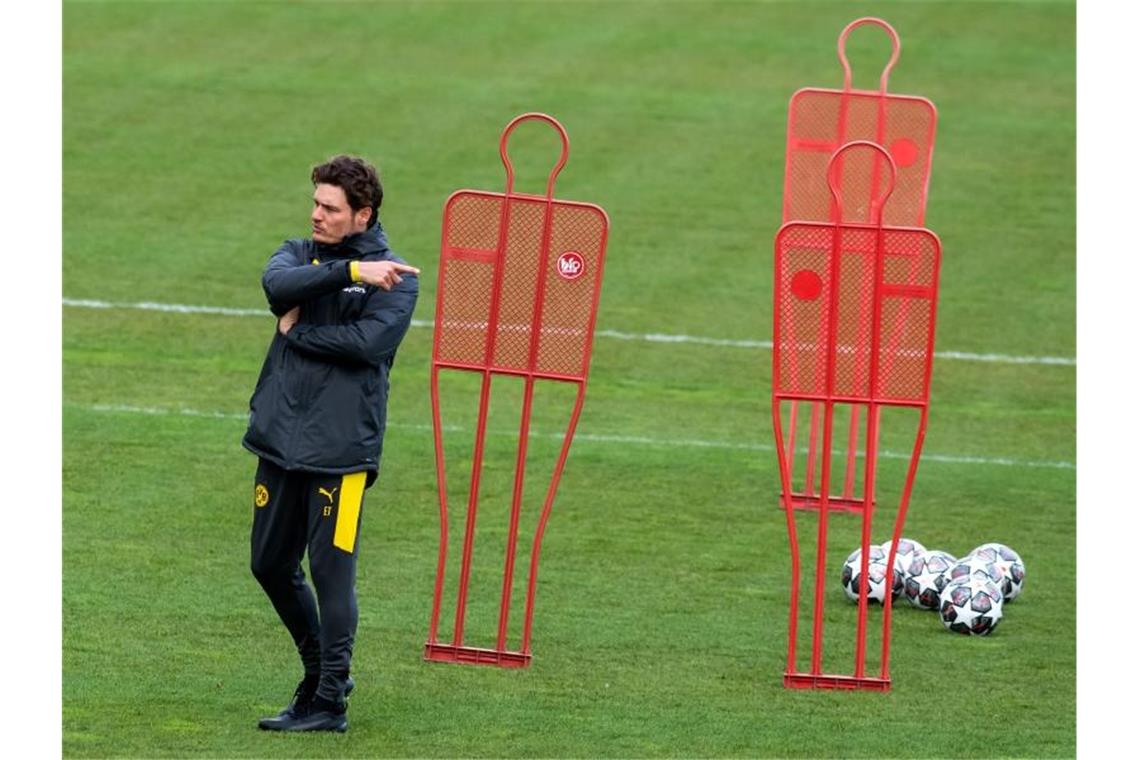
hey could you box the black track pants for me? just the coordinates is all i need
[250,458,367,702]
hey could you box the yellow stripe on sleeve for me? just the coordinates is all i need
[333,472,367,553]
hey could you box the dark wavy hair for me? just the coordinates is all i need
[311,155,383,225]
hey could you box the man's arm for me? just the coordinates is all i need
[281,278,419,367]
[263,243,422,316]
[261,241,353,316]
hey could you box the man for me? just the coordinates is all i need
[242,155,419,733]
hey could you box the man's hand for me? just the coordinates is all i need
[278,306,300,335]
[356,261,421,291]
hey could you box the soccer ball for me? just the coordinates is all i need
[881,537,927,577]
[946,554,1005,589]
[841,545,903,603]
[969,543,1025,601]
[902,549,957,610]
[939,577,1004,635]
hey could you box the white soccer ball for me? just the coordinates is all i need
[881,537,927,577]
[968,543,1025,601]
[902,549,957,610]
[938,577,1004,635]
[945,554,1005,590]
[841,545,902,603]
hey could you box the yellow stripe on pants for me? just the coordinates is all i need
[333,472,366,553]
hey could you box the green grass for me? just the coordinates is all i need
[63,0,1075,757]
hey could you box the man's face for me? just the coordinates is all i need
[311,183,371,244]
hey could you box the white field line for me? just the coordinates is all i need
[80,403,1075,471]
[63,298,1075,367]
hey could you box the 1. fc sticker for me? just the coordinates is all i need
[556,251,585,281]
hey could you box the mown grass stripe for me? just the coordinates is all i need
[79,402,1075,471]
[63,298,1076,367]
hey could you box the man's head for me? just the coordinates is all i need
[309,155,383,244]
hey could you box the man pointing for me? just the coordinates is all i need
[242,155,419,732]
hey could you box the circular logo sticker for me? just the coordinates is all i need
[889,137,920,168]
[790,270,823,301]
[556,251,585,281]
[254,484,269,508]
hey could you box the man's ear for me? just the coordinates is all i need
[354,206,373,229]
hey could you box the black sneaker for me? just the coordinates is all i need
[274,695,348,733]
[258,676,317,730]
[257,676,354,731]
[261,679,353,729]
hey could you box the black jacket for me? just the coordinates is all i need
[242,222,418,477]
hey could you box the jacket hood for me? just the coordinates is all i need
[314,221,390,259]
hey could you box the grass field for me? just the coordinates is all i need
[62,1,1075,757]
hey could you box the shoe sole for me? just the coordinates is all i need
[283,718,347,733]
[260,717,347,733]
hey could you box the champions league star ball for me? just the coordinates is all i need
[902,549,957,610]
[946,554,1005,589]
[881,537,927,577]
[939,577,1004,635]
[841,545,903,604]
[969,543,1026,601]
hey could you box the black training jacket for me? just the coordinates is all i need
[242,222,418,477]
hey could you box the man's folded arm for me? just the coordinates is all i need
[262,241,353,316]
[284,280,418,366]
